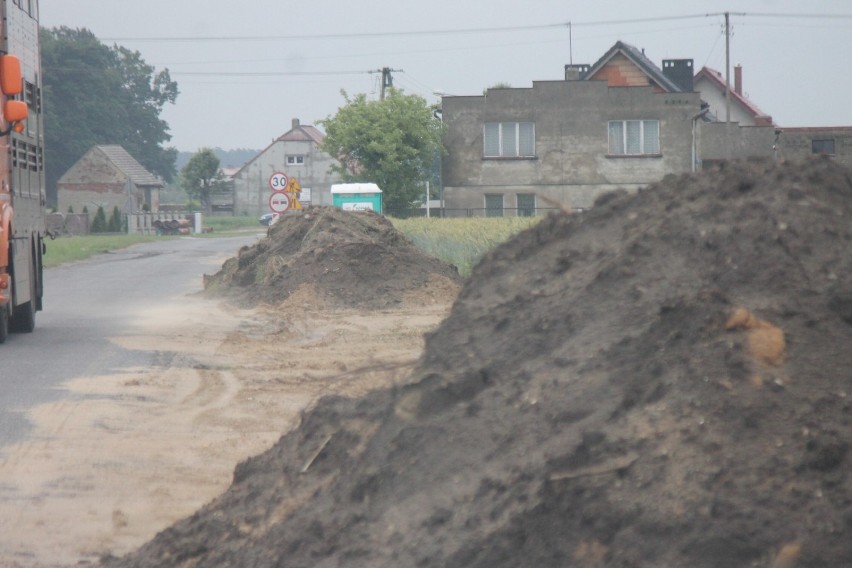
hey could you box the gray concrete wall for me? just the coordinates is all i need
[696,122,776,165]
[441,80,703,211]
[775,127,852,169]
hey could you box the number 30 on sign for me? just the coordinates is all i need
[268,172,289,191]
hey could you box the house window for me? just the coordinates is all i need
[485,193,504,217]
[287,155,305,165]
[517,193,536,217]
[608,120,660,156]
[812,139,835,155]
[484,122,535,157]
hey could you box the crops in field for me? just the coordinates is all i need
[390,216,541,277]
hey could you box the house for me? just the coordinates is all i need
[231,118,342,216]
[57,145,163,215]
[694,65,774,127]
[440,41,780,215]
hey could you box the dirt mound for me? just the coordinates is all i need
[203,207,461,309]
[104,157,852,567]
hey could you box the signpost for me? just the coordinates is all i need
[267,172,302,218]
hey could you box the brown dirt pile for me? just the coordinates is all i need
[203,207,461,309]
[105,157,852,567]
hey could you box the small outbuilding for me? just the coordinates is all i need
[331,183,383,213]
[57,145,163,216]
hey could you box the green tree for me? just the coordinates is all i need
[90,206,107,233]
[108,206,123,232]
[181,148,223,214]
[41,27,179,206]
[320,89,444,211]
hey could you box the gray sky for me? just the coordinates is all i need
[39,0,852,153]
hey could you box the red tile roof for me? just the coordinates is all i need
[694,66,774,126]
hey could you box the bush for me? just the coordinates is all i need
[90,206,108,233]
[108,206,123,232]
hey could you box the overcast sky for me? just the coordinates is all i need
[39,0,852,154]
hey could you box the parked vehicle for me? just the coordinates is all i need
[0,0,46,343]
[259,213,275,226]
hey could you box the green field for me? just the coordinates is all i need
[43,214,540,276]
[390,216,541,277]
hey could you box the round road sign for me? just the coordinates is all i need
[269,191,291,213]
[268,172,289,191]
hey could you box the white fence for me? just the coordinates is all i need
[127,212,202,235]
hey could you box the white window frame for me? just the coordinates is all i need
[484,122,535,158]
[608,120,660,156]
[287,155,305,165]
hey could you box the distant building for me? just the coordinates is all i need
[231,118,342,216]
[440,41,712,214]
[694,65,774,126]
[56,145,163,215]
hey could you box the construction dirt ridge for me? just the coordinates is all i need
[103,157,852,567]
[202,206,461,310]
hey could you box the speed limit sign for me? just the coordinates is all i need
[269,191,291,213]
[268,172,289,191]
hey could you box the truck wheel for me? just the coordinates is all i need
[10,255,36,333]
[0,305,8,344]
[10,296,34,332]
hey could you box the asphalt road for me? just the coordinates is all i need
[0,232,262,449]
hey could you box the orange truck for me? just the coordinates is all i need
[0,0,45,343]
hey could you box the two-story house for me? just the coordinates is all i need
[440,41,779,215]
[231,118,341,216]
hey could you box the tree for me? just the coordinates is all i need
[108,206,123,232]
[180,148,223,213]
[41,27,179,206]
[90,206,107,233]
[320,89,444,211]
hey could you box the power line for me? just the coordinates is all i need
[108,12,852,44]
[97,12,852,43]
[168,70,372,77]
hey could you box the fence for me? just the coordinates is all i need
[385,207,562,219]
[127,212,200,235]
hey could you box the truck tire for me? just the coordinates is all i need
[10,256,35,333]
[0,305,8,344]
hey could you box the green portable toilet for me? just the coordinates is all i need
[331,183,383,214]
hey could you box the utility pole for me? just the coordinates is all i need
[725,11,732,160]
[371,67,403,100]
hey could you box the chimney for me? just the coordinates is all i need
[564,64,590,81]
[662,59,694,92]
[292,118,300,129]
[734,65,743,96]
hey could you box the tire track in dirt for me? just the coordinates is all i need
[0,292,454,567]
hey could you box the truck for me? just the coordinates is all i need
[0,0,45,343]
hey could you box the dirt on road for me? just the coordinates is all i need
[102,158,852,567]
[0,209,460,567]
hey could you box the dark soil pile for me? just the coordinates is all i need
[203,206,461,309]
[105,157,852,567]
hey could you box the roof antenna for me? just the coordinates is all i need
[568,21,573,66]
